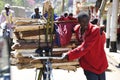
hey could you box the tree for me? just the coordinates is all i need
[0,0,5,12]
[12,0,26,7]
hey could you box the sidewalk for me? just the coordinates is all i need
[105,43,120,67]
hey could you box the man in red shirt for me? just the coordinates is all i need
[62,12,108,80]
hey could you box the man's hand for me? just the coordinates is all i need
[62,52,68,59]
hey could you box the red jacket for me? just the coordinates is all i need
[68,23,108,74]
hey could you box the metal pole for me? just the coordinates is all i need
[110,0,119,52]
[106,3,112,48]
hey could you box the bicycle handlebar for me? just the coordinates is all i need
[30,55,64,60]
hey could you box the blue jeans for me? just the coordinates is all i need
[84,70,106,80]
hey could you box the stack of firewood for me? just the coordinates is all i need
[11,17,79,71]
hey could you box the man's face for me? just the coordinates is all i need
[35,8,39,14]
[79,18,89,29]
[5,7,10,12]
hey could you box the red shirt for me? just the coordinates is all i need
[68,23,108,74]
[57,16,77,46]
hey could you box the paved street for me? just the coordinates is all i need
[10,62,120,80]
[10,46,120,80]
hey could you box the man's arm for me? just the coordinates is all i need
[67,28,100,61]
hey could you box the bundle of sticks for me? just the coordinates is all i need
[11,17,79,71]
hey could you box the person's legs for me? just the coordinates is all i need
[84,70,106,80]
[98,72,106,80]
[84,70,98,80]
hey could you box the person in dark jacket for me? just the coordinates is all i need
[31,7,41,19]
[62,12,108,80]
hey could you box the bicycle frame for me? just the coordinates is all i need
[1,22,12,55]
[31,55,64,80]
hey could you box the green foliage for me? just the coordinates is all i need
[12,0,29,7]
[12,0,24,6]
[0,0,5,12]
[0,0,29,12]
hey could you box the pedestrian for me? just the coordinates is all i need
[31,7,41,19]
[68,12,77,21]
[0,3,15,53]
[0,3,15,37]
[63,11,68,18]
[68,13,74,17]
[62,12,108,80]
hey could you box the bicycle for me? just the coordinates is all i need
[30,54,65,80]
[1,22,12,55]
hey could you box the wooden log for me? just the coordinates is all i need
[14,31,76,40]
[13,32,77,43]
[10,57,18,65]
[12,17,32,22]
[10,47,72,65]
[16,64,37,69]
[11,41,77,50]
[11,42,52,50]
[17,57,42,64]
[14,34,52,41]
[19,29,52,37]
[13,32,21,40]
[14,24,45,32]
[13,18,46,26]
[11,48,71,58]
[14,34,77,43]
[15,61,79,70]
[13,20,78,32]
[58,66,78,71]
[12,33,77,50]
[11,56,69,64]
[14,20,33,26]
[13,26,52,40]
